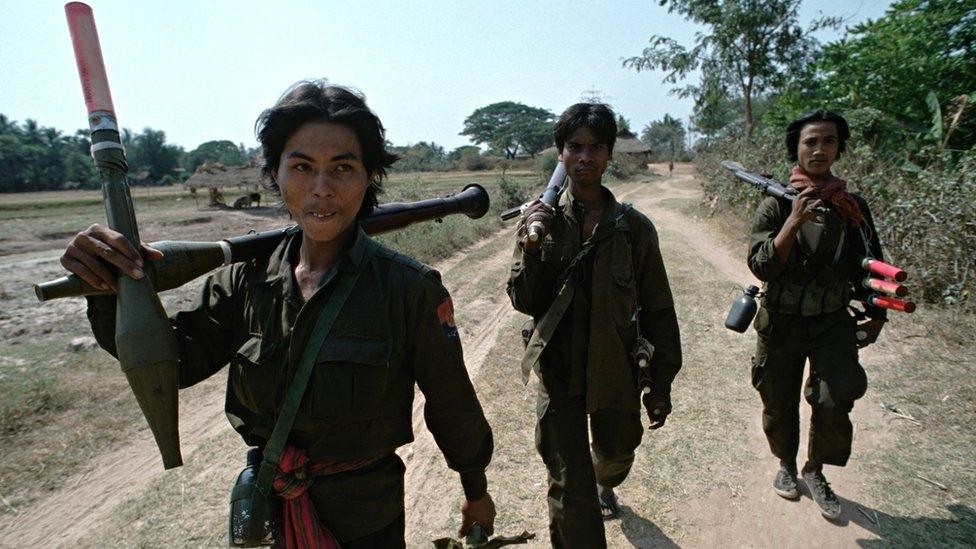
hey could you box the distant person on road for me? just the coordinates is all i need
[747,109,887,520]
[507,103,682,548]
[63,80,496,547]
[668,160,674,177]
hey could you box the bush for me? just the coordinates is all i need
[497,175,528,208]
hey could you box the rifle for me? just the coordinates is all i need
[720,160,830,215]
[34,184,490,301]
[499,162,567,243]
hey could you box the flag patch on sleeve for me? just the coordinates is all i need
[436,297,458,339]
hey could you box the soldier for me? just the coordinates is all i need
[748,109,887,520]
[507,103,682,548]
[62,80,496,548]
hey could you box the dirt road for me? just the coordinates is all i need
[0,166,911,547]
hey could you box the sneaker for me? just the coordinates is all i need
[802,469,842,519]
[773,464,799,500]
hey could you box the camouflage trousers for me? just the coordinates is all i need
[535,385,643,549]
[751,308,868,466]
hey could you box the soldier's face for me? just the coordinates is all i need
[797,121,839,179]
[559,127,610,188]
[274,121,370,244]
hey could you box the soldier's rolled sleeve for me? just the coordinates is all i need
[411,272,493,501]
[635,221,682,397]
[84,264,246,388]
[748,197,789,281]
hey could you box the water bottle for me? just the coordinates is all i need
[229,448,278,547]
[725,285,760,333]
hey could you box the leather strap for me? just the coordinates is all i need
[254,238,380,495]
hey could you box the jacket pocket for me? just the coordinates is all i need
[231,334,282,415]
[307,334,392,422]
[611,267,638,327]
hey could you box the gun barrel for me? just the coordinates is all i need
[862,277,908,297]
[869,295,916,313]
[35,185,489,302]
[860,257,907,282]
[721,160,830,214]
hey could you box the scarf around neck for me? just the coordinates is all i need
[789,165,864,226]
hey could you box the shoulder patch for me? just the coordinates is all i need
[436,297,459,339]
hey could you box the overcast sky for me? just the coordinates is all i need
[1,0,892,152]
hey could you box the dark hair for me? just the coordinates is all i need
[553,103,618,156]
[255,80,399,219]
[785,109,850,162]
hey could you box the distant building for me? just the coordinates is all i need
[613,130,652,160]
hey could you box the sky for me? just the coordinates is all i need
[0,0,893,153]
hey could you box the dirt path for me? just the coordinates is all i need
[1,166,892,547]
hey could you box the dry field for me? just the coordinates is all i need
[0,166,973,547]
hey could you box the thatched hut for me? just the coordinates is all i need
[613,130,652,159]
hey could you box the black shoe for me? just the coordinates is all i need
[773,464,799,500]
[598,487,620,520]
[802,469,842,519]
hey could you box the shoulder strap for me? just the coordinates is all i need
[254,238,380,495]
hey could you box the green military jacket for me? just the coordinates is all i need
[87,227,492,541]
[748,193,887,319]
[507,186,682,415]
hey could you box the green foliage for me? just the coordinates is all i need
[389,141,451,172]
[817,0,976,150]
[125,128,184,184]
[0,116,98,192]
[460,101,555,159]
[182,140,250,173]
[496,175,527,208]
[624,0,840,138]
[641,114,688,162]
[449,146,488,171]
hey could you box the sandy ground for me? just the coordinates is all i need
[0,165,924,547]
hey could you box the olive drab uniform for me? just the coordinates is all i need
[508,186,682,549]
[86,227,493,544]
[748,193,886,467]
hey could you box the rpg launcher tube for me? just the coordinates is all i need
[525,162,567,243]
[34,184,490,301]
[869,295,916,313]
[862,277,908,297]
[67,2,182,469]
[860,257,907,282]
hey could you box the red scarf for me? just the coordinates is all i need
[789,165,864,226]
[273,445,383,549]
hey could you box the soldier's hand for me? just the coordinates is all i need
[855,318,885,348]
[61,223,164,292]
[459,492,496,537]
[787,186,823,227]
[642,389,672,430]
[520,199,554,255]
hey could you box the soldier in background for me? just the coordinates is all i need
[747,109,887,520]
[507,103,682,548]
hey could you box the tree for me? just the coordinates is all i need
[817,0,976,150]
[390,141,450,172]
[641,114,687,162]
[182,140,250,173]
[460,102,555,159]
[616,114,632,133]
[624,0,839,139]
[127,128,183,183]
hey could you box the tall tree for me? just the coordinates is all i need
[624,0,839,139]
[460,102,555,159]
[641,114,687,162]
[128,128,183,183]
[818,0,976,150]
[182,139,250,173]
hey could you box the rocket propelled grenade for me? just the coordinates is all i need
[65,2,182,469]
[34,184,491,301]
[861,277,908,297]
[860,257,907,282]
[869,295,916,314]
[499,162,568,244]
